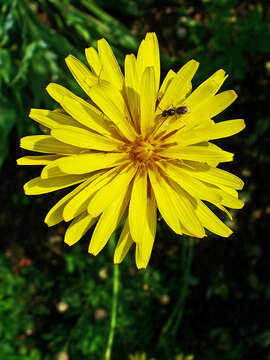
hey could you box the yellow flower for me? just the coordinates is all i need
[18,33,245,269]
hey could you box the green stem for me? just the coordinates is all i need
[172,237,193,335]
[105,237,120,360]
[159,237,194,344]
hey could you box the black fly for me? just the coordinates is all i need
[162,106,189,118]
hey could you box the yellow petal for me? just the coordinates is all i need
[163,144,234,163]
[17,155,60,166]
[135,187,157,269]
[218,184,239,198]
[114,219,133,264]
[214,187,244,209]
[97,38,124,90]
[216,204,233,220]
[140,67,156,135]
[136,39,147,77]
[161,162,221,203]
[159,60,199,111]
[209,69,228,91]
[58,152,129,174]
[87,165,136,217]
[85,46,102,76]
[29,109,80,129]
[158,69,176,102]
[63,168,117,222]
[64,212,97,246]
[184,79,225,110]
[128,171,147,243]
[169,125,208,147]
[44,178,93,226]
[51,126,121,152]
[148,169,182,234]
[46,83,77,103]
[20,135,83,154]
[204,119,246,139]
[180,69,227,109]
[41,161,66,179]
[171,119,245,146]
[145,33,160,89]
[88,188,130,255]
[215,184,241,215]
[24,174,90,195]
[88,83,136,141]
[195,200,233,237]
[46,83,117,138]
[60,96,116,138]
[124,54,140,131]
[162,176,205,238]
[192,90,238,120]
[181,162,244,190]
[137,32,160,93]
[204,142,228,167]
[65,55,97,96]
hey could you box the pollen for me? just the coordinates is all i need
[124,136,163,169]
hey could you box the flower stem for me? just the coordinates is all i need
[159,236,194,344]
[105,236,120,360]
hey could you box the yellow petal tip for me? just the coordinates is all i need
[64,238,73,246]
[189,59,200,68]
[23,184,30,195]
[45,83,52,91]
[88,248,97,256]
[137,265,146,270]
[62,212,72,223]
[65,55,74,64]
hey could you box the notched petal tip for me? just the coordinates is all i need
[145,31,157,38]
[224,228,233,237]
[231,89,238,98]
[46,83,63,103]
[185,59,200,73]
[190,59,200,66]
[238,199,245,209]
[23,184,30,196]
[137,264,146,270]
[63,237,73,246]
[240,119,246,130]
[19,138,23,149]
[28,108,35,118]
[88,248,98,256]
[64,54,73,63]
[64,241,73,247]
[97,37,106,44]
[45,82,53,93]
[44,218,53,227]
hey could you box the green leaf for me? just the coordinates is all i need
[0,99,16,166]
[0,48,11,84]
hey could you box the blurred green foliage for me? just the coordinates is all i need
[0,0,139,167]
[1,0,270,359]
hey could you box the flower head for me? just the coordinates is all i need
[18,33,245,269]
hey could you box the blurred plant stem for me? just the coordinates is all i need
[105,234,120,360]
[160,237,194,348]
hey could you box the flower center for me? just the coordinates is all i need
[122,136,163,170]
